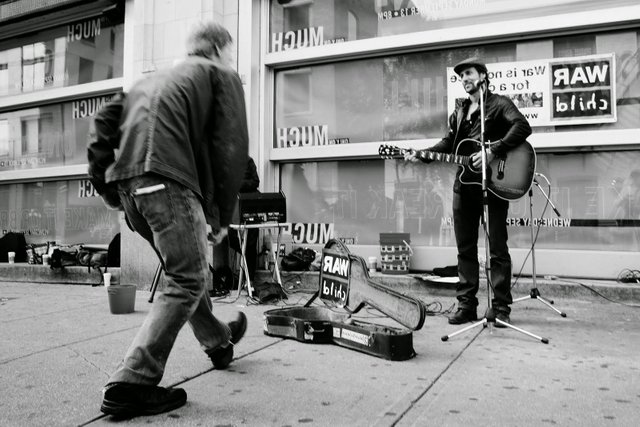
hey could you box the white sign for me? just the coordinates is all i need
[447,54,616,127]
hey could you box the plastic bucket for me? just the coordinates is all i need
[107,285,136,314]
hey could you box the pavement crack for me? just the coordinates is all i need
[67,347,111,377]
[373,327,483,427]
[0,325,140,365]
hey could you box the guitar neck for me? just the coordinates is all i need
[417,149,471,167]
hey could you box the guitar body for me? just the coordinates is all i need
[456,139,536,201]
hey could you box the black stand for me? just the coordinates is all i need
[512,175,566,317]
[441,83,548,344]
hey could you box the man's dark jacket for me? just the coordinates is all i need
[88,55,249,230]
[428,91,532,192]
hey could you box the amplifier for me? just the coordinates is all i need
[237,191,286,224]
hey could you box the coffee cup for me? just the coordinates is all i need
[103,272,112,287]
[367,256,377,273]
[8,251,15,264]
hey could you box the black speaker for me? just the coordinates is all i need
[237,192,286,224]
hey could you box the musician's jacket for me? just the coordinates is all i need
[88,55,249,230]
[428,90,531,192]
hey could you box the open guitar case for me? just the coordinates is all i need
[263,239,426,361]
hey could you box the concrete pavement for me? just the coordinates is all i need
[1,280,639,426]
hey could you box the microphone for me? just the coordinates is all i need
[471,79,485,89]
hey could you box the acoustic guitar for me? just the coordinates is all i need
[379,139,536,201]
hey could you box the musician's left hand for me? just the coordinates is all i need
[471,148,495,170]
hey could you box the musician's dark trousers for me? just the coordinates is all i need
[453,184,513,314]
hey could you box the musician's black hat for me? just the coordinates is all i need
[453,57,488,76]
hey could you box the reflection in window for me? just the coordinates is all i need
[269,0,637,51]
[281,150,640,251]
[20,116,39,154]
[347,10,357,41]
[0,119,8,156]
[0,179,120,244]
[282,69,311,115]
[78,57,94,85]
[275,28,640,146]
[0,94,114,172]
[0,14,123,96]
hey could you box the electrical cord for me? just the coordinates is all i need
[511,177,551,289]
[544,275,640,308]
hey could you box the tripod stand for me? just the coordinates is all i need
[512,174,566,317]
[441,80,548,344]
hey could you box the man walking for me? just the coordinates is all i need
[88,22,249,417]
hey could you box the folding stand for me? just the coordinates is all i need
[229,223,287,298]
[441,81,548,344]
[512,175,566,317]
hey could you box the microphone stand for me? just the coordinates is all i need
[442,82,549,344]
[512,173,566,317]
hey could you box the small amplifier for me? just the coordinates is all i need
[237,191,286,224]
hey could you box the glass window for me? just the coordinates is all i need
[274,28,640,148]
[0,179,120,244]
[0,12,124,96]
[0,93,116,172]
[280,150,640,252]
[268,0,636,52]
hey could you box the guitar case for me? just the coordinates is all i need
[263,239,425,361]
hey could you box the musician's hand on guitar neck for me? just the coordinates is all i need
[403,148,421,163]
[471,148,495,170]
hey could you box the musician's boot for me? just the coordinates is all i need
[448,308,478,325]
[493,307,511,328]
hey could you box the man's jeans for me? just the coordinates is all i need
[453,185,513,314]
[108,175,230,386]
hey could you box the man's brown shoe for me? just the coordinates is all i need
[448,308,478,325]
[101,383,187,418]
[207,311,247,369]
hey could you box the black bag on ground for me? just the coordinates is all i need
[252,281,287,304]
[50,245,82,269]
[210,265,233,297]
[107,233,121,267]
[77,246,108,271]
[281,247,316,271]
[0,232,27,262]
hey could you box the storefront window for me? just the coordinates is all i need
[0,93,115,172]
[0,179,120,244]
[268,0,636,53]
[280,150,640,252]
[0,13,123,96]
[274,28,640,148]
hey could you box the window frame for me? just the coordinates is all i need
[264,3,640,161]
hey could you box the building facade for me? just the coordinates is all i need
[1,0,639,282]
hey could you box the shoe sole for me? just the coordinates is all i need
[448,316,477,325]
[231,312,248,344]
[211,312,248,369]
[100,395,187,417]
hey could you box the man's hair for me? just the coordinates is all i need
[187,22,232,58]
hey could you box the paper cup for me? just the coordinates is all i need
[367,256,377,273]
[103,272,112,287]
[8,251,15,264]
[42,254,50,265]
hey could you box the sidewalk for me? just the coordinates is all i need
[1,280,639,426]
